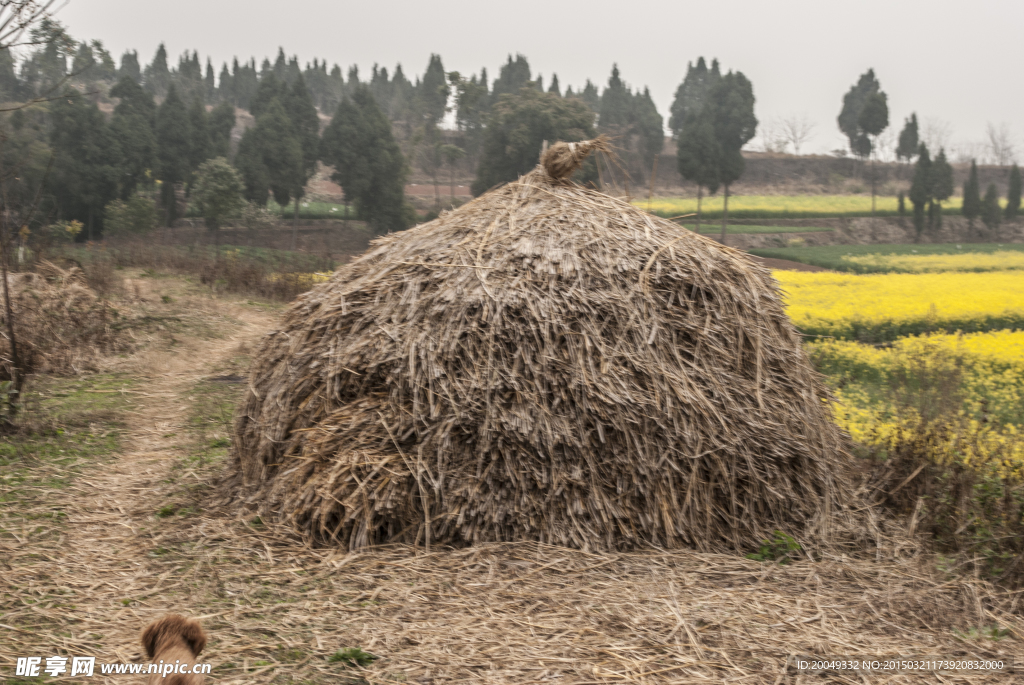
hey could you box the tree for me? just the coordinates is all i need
[254,99,303,208]
[907,144,952,237]
[837,69,883,159]
[208,101,235,158]
[547,74,561,97]
[857,90,889,213]
[282,74,321,233]
[0,0,64,422]
[104,196,156,237]
[633,87,664,171]
[676,107,720,232]
[1006,164,1021,220]
[320,85,408,233]
[986,122,1016,167]
[490,54,531,101]
[143,43,170,97]
[705,71,757,243]
[234,128,269,206]
[929,148,953,229]
[598,64,631,130]
[896,113,919,163]
[154,84,191,224]
[982,183,1002,234]
[780,113,815,155]
[192,157,244,236]
[668,57,720,137]
[109,76,156,199]
[440,143,465,201]
[49,89,120,240]
[418,54,448,125]
[908,144,931,239]
[962,160,981,233]
[471,87,596,196]
[187,97,210,180]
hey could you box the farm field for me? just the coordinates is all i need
[775,269,1024,341]
[642,194,967,219]
[2,270,1021,685]
[809,331,1024,447]
[754,243,1024,273]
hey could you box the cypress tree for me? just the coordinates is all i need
[706,71,757,243]
[419,54,449,125]
[837,69,882,159]
[930,148,953,230]
[962,160,981,232]
[547,74,561,97]
[676,107,720,232]
[208,101,235,158]
[598,64,632,131]
[155,85,192,224]
[320,85,409,233]
[204,59,216,102]
[1006,164,1021,220]
[668,57,720,137]
[283,74,322,244]
[110,76,156,199]
[144,43,170,97]
[896,113,919,162]
[187,98,211,180]
[982,183,1002,234]
[118,49,141,84]
[49,89,120,239]
[908,143,931,239]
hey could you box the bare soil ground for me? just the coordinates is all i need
[2,273,1022,684]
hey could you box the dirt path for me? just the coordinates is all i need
[2,277,279,678]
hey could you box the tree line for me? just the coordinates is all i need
[2,21,764,240]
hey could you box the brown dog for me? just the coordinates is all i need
[140,614,207,684]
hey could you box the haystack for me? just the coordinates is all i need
[0,260,122,378]
[231,139,854,553]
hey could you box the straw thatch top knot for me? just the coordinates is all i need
[540,136,610,180]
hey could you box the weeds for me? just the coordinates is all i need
[329,648,378,668]
[746,531,802,564]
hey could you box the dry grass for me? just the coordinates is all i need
[0,260,128,380]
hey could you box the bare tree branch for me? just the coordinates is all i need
[780,113,815,156]
[986,122,1017,167]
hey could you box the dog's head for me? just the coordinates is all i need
[141,614,207,659]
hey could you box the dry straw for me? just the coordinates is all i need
[0,260,123,379]
[230,139,862,553]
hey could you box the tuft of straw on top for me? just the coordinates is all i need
[226,147,864,554]
[540,136,610,180]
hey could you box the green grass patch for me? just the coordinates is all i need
[0,374,133,537]
[751,243,1024,273]
[680,223,834,235]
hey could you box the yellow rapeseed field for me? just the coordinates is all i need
[808,331,1024,465]
[775,270,1024,340]
[642,194,965,216]
[842,250,1024,273]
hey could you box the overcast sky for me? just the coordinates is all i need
[59,0,1023,158]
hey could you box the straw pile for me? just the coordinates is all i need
[231,139,857,553]
[0,260,122,378]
